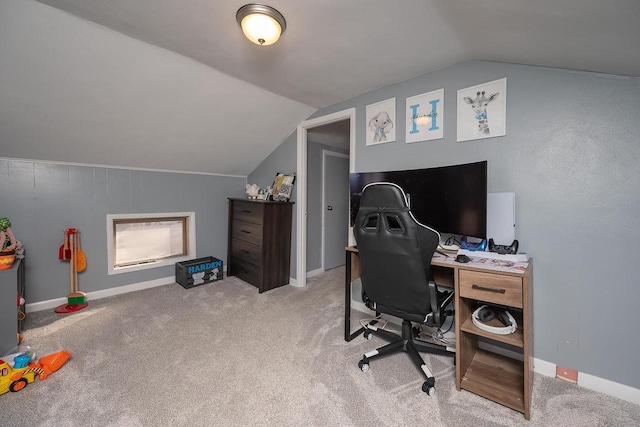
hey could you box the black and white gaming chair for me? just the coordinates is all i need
[354,182,454,395]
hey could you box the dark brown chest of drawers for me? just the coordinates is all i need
[227,198,294,293]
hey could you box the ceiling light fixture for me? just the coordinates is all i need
[412,112,437,126]
[236,4,286,46]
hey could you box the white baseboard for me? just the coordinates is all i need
[533,358,557,378]
[26,276,175,312]
[307,268,324,278]
[289,268,326,287]
[475,343,640,404]
[579,372,640,405]
[528,357,640,404]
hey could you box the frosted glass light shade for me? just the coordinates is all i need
[414,115,432,126]
[237,4,286,46]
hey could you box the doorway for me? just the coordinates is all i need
[295,108,356,287]
[322,151,349,271]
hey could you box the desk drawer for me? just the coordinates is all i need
[459,270,523,308]
[231,238,261,266]
[232,201,264,224]
[231,219,263,246]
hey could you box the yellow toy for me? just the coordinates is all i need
[0,348,71,395]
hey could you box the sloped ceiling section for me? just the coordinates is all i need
[31,0,470,109]
[0,0,315,176]
[2,0,639,176]
[34,0,640,110]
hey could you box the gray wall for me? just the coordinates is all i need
[246,135,298,276]
[247,137,349,276]
[266,60,640,389]
[306,141,349,272]
[0,159,246,303]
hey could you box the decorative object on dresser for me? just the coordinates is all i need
[227,198,294,293]
[245,183,260,199]
[270,172,295,202]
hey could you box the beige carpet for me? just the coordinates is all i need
[3,266,639,426]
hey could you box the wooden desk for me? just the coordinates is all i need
[344,246,364,342]
[344,246,533,420]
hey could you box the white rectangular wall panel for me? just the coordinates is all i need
[487,192,516,245]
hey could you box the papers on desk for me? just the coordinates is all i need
[433,251,529,274]
[457,249,528,263]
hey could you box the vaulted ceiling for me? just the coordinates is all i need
[2,0,639,175]
[33,0,640,107]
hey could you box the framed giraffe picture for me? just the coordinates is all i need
[456,78,507,142]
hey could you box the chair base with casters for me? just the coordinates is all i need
[358,318,454,395]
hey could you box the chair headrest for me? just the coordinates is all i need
[360,182,408,210]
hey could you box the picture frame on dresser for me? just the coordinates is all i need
[270,172,295,202]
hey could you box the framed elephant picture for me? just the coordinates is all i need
[366,98,396,146]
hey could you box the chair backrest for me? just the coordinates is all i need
[354,182,441,320]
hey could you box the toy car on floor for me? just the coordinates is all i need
[0,348,71,395]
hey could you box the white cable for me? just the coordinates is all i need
[360,316,388,330]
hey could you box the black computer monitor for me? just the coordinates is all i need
[349,161,488,239]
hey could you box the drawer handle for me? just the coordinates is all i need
[241,249,250,254]
[472,284,506,294]
[241,210,252,213]
[241,230,251,234]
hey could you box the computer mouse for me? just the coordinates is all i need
[455,254,471,263]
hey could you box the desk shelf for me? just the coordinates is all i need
[460,311,524,348]
[460,349,525,414]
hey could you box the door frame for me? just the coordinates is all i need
[295,108,356,287]
[321,150,350,271]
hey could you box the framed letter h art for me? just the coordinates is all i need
[406,89,444,143]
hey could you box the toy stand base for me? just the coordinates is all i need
[54,302,88,314]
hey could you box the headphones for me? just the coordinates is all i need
[472,305,517,335]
